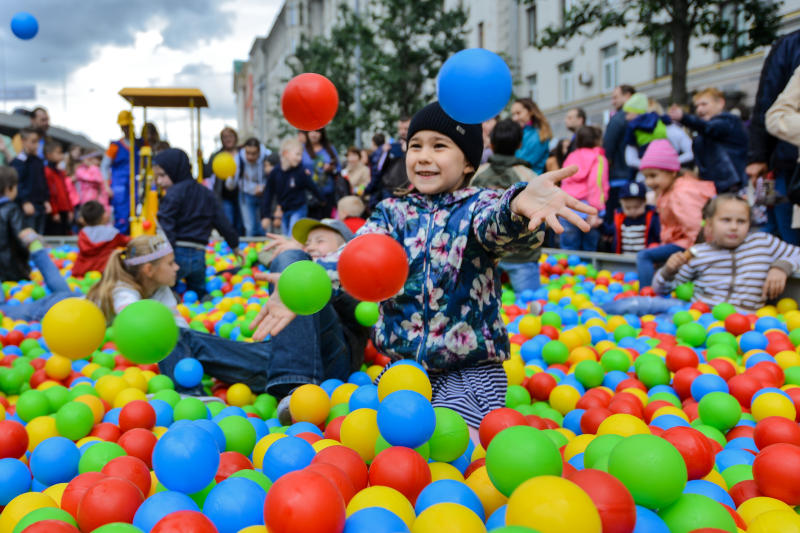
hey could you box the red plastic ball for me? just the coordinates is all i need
[540,325,560,340]
[311,445,368,491]
[725,313,751,336]
[581,407,613,434]
[784,387,800,422]
[215,451,254,483]
[752,443,800,505]
[151,510,218,533]
[666,345,699,372]
[18,521,80,533]
[90,422,121,443]
[323,416,345,441]
[661,426,715,480]
[728,374,763,408]
[567,468,636,533]
[708,358,736,381]
[280,73,339,131]
[525,372,557,401]
[62,471,107,518]
[464,458,486,479]
[644,400,673,423]
[118,400,156,432]
[295,432,322,445]
[368,446,431,504]
[76,476,144,531]
[263,469,345,533]
[478,408,527,449]
[749,361,784,388]
[306,462,356,504]
[0,419,28,459]
[101,455,151,496]
[729,479,762,508]
[673,367,702,400]
[117,428,158,468]
[5,330,24,346]
[726,425,755,443]
[337,234,408,302]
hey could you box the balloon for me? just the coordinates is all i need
[278,260,332,315]
[10,12,38,40]
[41,298,105,360]
[437,48,512,124]
[338,234,409,302]
[212,152,237,179]
[281,73,339,131]
[112,300,179,364]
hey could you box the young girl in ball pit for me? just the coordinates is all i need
[653,193,800,313]
[87,234,353,395]
[251,101,595,433]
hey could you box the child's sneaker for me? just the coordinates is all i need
[19,228,43,252]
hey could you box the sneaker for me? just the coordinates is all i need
[19,228,43,252]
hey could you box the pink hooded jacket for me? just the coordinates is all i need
[73,164,110,209]
[561,147,610,212]
[657,175,716,249]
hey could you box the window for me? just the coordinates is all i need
[288,4,297,26]
[561,0,575,25]
[526,5,537,46]
[601,43,619,92]
[526,74,538,102]
[478,22,484,48]
[559,61,574,103]
[655,41,674,77]
[719,5,750,60]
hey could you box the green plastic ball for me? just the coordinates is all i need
[712,303,737,321]
[68,384,98,400]
[147,374,175,394]
[542,340,569,365]
[277,260,332,315]
[540,311,562,328]
[428,407,469,463]
[217,416,257,456]
[636,360,670,388]
[112,300,179,364]
[657,493,737,533]
[698,392,741,432]
[354,301,380,326]
[230,469,272,492]
[485,426,563,497]
[677,322,707,347]
[43,386,71,412]
[78,442,126,473]
[785,366,800,386]
[152,389,181,408]
[673,311,694,326]
[614,324,637,342]
[326,402,350,424]
[720,463,753,489]
[675,282,694,302]
[92,523,145,533]
[207,402,225,418]
[254,394,278,419]
[790,329,800,347]
[600,349,630,372]
[92,351,116,369]
[0,367,25,395]
[505,385,531,408]
[173,397,208,421]
[15,390,51,422]
[706,343,737,361]
[583,434,623,469]
[55,401,94,441]
[607,434,688,509]
[12,507,78,533]
[574,360,604,388]
[691,423,728,448]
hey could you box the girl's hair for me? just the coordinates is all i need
[66,145,83,176]
[702,193,752,223]
[346,146,360,157]
[549,138,571,169]
[575,126,602,149]
[87,234,171,322]
[514,98,552,142]
[305,128,339,168]
[220,126,238,145]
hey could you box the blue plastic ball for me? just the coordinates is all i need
[485,505,507,530]
[203,477,267,533]
[344,507,410,533]
[321,378,344,396]
[739,331,768,353]
[10,12,38,40]
[285,421,325,437]
[683,479,736,509]
[349,384,379,411]
[193,419,227,452]
[415,479,485,520]
[133,491,200,532]
[29,436,79,486]
[149,399,174,427]
[152,424,220,493]
[437,48,512,124]
[174,358,204,388]
[634,504,670,533]
[377,390,435,448]
[0,458,31,504]
[690,373,729,402]
[262,435,315,481]
[348,371,372,386]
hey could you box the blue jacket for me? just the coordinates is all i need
[603,111,631,187]
[261,165,322,217]
[317,183,543,372]
[748,29,800,173]
[515,126,550,174]
[11,152,49,205]
[680,112,748,193]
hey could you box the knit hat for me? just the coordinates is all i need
[622,93,648,115]
[639,139,680,172]
[407,102,483,170]
[620,181,646,199]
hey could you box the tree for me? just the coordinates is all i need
[531,0,782,105]
[287,0,468,149]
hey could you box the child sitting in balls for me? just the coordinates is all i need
[653,193,800,312]
[251,101,595,433]
[71,200,130,278]
[636,139,715,287]
[612,181,660,255]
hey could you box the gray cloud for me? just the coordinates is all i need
[171,62,236,120]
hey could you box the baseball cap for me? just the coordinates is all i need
[292,218,354,245]
[620,181,646,199]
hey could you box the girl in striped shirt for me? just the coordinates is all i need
[653,194,800,312]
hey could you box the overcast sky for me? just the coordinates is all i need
[0,0,282,158]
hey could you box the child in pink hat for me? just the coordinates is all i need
[636,139,715,286]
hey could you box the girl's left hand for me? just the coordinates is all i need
[510,165,597,233]
[763,267,788,300]
[250,272,297,340]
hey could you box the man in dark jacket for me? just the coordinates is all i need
[11,128,50,234]
[0,166,31,281]
[668,88,748,193]
[602,84,636,233]
[747,28,800,244]
[155,148,241,297]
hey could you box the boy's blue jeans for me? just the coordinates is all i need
[637,244,684,287]
[174,246,207,297]
[239,191,265,237]
[158,249,351,396]
[0,249,76,320]
[498,261,541,292]
[560,219,600,252]
[281,205,308,236]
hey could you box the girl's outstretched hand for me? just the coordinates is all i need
[249,272,297,341]
[510,165,597,233]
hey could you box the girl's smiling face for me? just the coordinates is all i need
[405,130,474,195]
[510,102,532,128]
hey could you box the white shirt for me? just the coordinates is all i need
[112,282,189,328]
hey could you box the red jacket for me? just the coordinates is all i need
[44,165,73,214]
[72,225,130,277]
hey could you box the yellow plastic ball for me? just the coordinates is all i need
[559,328,584,351]
[95,375,128,405]
[113,387,147,409]
[212,152,237,179]
[607,315,627,331]
[564,434,595,460]
[80,363,100,378]
[702,468,727,491]
[776,350,800,370]
[289,384,330,425]
[757,306,778,318]
[152,426,168,439]
[518,315,541,338]
[738,496,793,526]
[697,363,720,375]
[549,384,581,415]
[331,383,359,406]
[464,466,507,518]
[785,310,800,332]
[238,526,268,533]
[311,439,341,453]
[44,354,72,380]
[751,392,797,421]
[227,383,254,407]
[0,404,4,421]
[503,357,525,387]
[252,434,287,469]
[26,416,58,452]
[122,368,148,392]
[596,413,650,437]
[73,394,105,424]
[429,462,465,482]
[0,492,57,533]
[41,298,106,360]
[411,502,485,533]
[76,436,102,448]
[749,509,800,533]
[568,346,597,365]
[688,309,703,320]
[339,408,379,462]
[346,486,415,529]
[366,365,384,381]
[376,365,432,401]
[652,405,689,422]
[471,444,486,462]
[42,482,68,507]
[506,475,602,532]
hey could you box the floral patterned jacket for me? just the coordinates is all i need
[316,182,543,372]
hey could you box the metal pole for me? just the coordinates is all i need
[353,0,362,148]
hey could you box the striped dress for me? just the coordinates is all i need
[652,232,800,312]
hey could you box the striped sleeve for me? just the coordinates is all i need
[765,233,800,274]
[652,258,697,296]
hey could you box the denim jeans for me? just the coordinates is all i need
[763,170,800,245]
[637,243,684,287]
[602,297,682,316]
[498,261,541,292]
[222,197,244,236]
[23,204,47,235]
[559,218,600,252]
[239,192,265,237]
[158,249,351,396]
[110,184,130,233]
[174,246,207,297]
[0,249,76,319]
[281,205,308,236]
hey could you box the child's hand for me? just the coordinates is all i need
[250,272,297,340]
[22,202,34,216]
[44,202,52,215]
[763,267,788,301]
[510,165,597,233]
[264,232,303,256]
[663,251,691,278]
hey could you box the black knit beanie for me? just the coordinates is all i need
[407,102,484,171]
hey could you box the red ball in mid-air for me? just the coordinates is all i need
[337,234,409,302]
[281,73,339,131]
